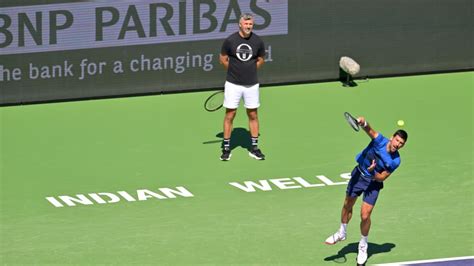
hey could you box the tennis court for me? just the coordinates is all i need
[0,71,472,265]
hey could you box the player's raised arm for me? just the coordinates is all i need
[357,116,378,139]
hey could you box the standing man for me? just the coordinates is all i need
[219,13,266,161]
[325,116,408,265]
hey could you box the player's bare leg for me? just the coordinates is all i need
[357,201,374,264]
[246,108,265,160]
[342,196,357,224]
[246,108,259,138]
[224,108,237,139]
[325,196,356,245]
[360,202,374,236]
[221,109,237,161]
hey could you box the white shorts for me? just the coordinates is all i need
[223,81,260,109]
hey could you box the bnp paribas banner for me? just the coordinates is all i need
[1,0,472,105]
[0,0,287,54]
[0,0,288,104]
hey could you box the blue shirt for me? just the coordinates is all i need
[355,134,401,179]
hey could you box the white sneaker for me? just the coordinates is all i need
[357,242,368,264]
[324,231,346,245]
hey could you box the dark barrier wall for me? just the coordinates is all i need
[1,0,472,105]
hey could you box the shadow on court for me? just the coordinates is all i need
[202,127,252,151]
[324,242,395,263]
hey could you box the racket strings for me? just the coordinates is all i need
[207,96,222,108]
[344,112,360,131]
[204,91,224,111]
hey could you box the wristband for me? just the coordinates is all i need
[363,121,368,128]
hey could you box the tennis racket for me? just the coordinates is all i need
[204,91,224,112]
[344,112,360,131]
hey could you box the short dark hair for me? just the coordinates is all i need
[240,13,254,21]
[393,129,408,142]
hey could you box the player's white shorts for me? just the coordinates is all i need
[223,81,260,109]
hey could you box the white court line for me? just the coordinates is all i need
[374,256,474,265]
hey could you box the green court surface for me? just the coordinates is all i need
[0,72,472,265]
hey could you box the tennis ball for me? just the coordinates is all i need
[397,120,405,127]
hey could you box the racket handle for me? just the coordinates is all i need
[358,117,368,127]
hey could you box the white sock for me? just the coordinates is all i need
[360,235,368,246]
[339,223,347,235]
